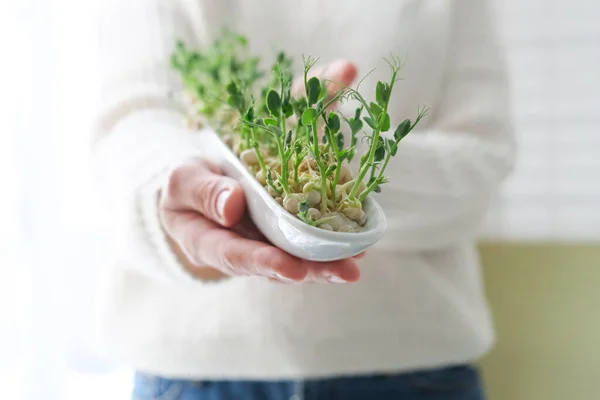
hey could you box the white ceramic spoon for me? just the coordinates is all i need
[193,127,388,262]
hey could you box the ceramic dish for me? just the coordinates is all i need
[194,127,388,261]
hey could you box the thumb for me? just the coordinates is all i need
[164,158,246,227]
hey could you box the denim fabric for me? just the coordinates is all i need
[132,364,485,400]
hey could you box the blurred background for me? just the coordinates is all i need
[0,0,598,399]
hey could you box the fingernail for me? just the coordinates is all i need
[216,189,231,218]
[274,273,295,283]
[327,275,347,284]
[328,59,347,72]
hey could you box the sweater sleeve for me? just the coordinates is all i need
[376,0,517,251]
[90,0,215,285]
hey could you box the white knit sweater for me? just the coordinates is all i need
[91,0,516,379]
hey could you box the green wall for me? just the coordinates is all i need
[478,243,600,400]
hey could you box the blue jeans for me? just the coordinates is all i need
[132,364,485,400]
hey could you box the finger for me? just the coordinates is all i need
[291,59,358,101]
[164,209,360,283]
[164,158,246,227]
[353,251,366,260]
[321,60,358,104]
[302,258,361,284]
[163,210,307,280]
[230,214,269,243]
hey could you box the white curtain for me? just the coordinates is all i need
[0,0,598,399]
[0,0,131,399]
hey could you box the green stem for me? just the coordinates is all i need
[330,160,342,206]
[310,122,320,158]
[358,151,392,202]
[369,163,377,184]
[348,129,381,199]
[273,140,290,195]
[250,128,267,173]
[310,121,328,213]
[279,116,291,186]
[281,155,290,193]
[329,137,342,205]
[318,164,328,214]
[341,179,358,193]
[255,149,267,173]
[358,136,403,201]
[267,178,283,195]
[293,154,303,183]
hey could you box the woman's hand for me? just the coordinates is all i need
[159,158,362,283]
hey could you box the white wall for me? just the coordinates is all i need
[483,0,600,241]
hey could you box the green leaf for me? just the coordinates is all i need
[322,133,328,144]
[195,84,206,98]
[299,200,310,213]
[263,117,278,126]
[282,101,294,118]
[266,90,281,116]
[354,106,363,120]
[307,77,321,105]
[301,108,318,125]
[237,35,248,46]
[369,102,383,118]
[271,126,283,137]
[315,99,324,114]
[294,141,303,155]
[285,130,293,148]
[373,185,381,193]
[394,119,412,141]
[360,152,369,166]
[379,113,391,132]
[267,169,273,182]
[209,66,220,82]
[244,105,255,122]
[376,81,389,106]
[336,132,344,149]
[350,118,363,135]
[170,54,181,69]
[293,97,308,118]
[227,94,244,111]
[276,51,286,64]
[347,148,356,162]
[385,138,394,152]
[364,116,378,130]
[320,81,328,100]
[338,149,349,162]
[327,112,341,133]
[325,164,337,176]
[229,56,239,72]
[374,137,386,162]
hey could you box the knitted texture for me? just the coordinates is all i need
[90,0,515,378]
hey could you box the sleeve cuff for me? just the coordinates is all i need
[92,108,217,285]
